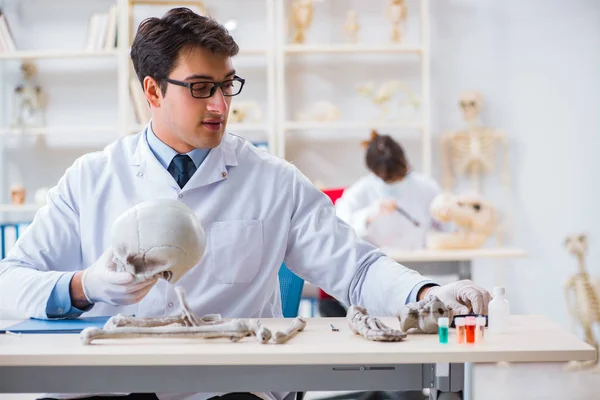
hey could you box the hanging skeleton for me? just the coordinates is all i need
[441,91,509,194]
[563,233,600,372]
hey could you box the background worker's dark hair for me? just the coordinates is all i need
[361,130,410,182]
[130,7,239,95]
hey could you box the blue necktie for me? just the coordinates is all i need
[168,154,196,188]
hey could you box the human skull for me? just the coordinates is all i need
[458,90,483,123]
[430,192,497,235]
[564,233,588,258]
[110,199,206,283]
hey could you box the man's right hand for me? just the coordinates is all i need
[72,248,158,307]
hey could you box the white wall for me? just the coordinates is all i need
[289,0,600,329]
[431,0,600,330]
[1,0,599,331]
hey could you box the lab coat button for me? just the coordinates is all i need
[222,171,227,178]
[178,194,183,199]
[168,302,174,308]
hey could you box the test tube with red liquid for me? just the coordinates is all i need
[465,316,476,344]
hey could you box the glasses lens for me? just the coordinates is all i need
[221,79,243,96]
[191,83,214,98]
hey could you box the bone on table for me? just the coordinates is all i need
[347,306,407,342]
[272,317,307,344]
[81,319,265,345]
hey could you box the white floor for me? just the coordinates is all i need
[1,362,598,400]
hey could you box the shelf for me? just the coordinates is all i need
[0,204,40,213]
[0,50,118,60]
[128,124,268,134]
[284,121,423,131]
[238,49,268,56]
[0,126,119,136]
[380,247,528,262]
[284,44,423,54]
[227,123,268,132]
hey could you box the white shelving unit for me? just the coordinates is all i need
[0,0,277,213]
[284,43,423,54]
[0,50,119,60]
[274,0,432,177]
[0,204,39,213]
[0,126,119,136]
[0,0,432,214]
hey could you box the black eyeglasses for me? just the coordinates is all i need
[163,75,245,99]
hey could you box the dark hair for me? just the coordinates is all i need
[361,130,410,182]
[130,7,239,95]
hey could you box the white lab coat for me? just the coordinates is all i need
[0,127,430,400]
[335,172,444,249]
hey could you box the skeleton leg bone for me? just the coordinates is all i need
[248,319,272,343]
[272,317,306,344]
[103,287,222,330]
[104,314,188,329]
[81,319,257,345]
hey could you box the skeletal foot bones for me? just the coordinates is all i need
[81,287,305,345]
[347,306,407,342]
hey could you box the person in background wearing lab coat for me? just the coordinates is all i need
[336,130,445,248]
[320,131,445,318]
[0,8,489,400]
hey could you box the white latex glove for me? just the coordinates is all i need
[82,247,158,305]
[425,280,492,315]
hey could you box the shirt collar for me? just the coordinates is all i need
[146,121,211,170]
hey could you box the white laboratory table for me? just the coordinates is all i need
[0,316,594,400]
[379,247,528,281]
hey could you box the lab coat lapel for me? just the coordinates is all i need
[182,132,239,191]
[129,127,180,190]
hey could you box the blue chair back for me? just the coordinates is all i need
[278,263,304,318]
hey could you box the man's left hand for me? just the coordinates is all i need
[419,280,492,315]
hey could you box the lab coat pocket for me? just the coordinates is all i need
[208,220,263,284]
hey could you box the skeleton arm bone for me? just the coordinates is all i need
[273,317,306,344]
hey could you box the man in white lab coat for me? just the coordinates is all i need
[0,8,490,400]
